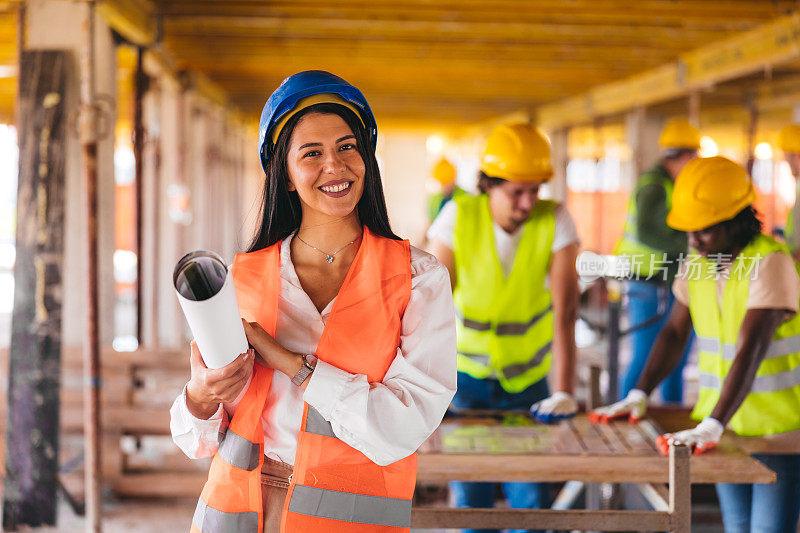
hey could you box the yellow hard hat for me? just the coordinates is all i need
[667,156,755,232]
[778,124,800,154]
[480,122,553,183]
[431,157,457,185]
[659,118,701,150]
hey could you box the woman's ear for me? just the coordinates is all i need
[287,180,296,191]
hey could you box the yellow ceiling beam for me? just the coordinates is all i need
[162,17,733,50]
[96,0,157,46]
[162,37,677,66]
[157,0,790,24]
[538,12,800,129]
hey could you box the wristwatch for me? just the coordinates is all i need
[291,353,316,386]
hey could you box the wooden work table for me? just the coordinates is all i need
[412,408,776,532]
[417,409,775,485]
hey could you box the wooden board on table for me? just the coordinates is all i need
[433,413,659,456]
[419,413,776,485]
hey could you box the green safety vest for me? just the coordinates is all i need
[688,234,800,436]
[785,183,799,253]
[428,186,467,222]
[614,165,674,278]
[452,194,555,393]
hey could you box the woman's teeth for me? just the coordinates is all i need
[320,182,350,193]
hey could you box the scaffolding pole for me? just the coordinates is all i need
[79,2,102,531]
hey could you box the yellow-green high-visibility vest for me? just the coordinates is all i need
[614,165,674,278]
[688,234,800,436]
[452,194,555,393]
[785,182,800,253]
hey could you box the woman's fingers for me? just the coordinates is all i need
[206,352,254,401]
[189,340,208,370]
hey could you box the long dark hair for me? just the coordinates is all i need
[246,103,399,252]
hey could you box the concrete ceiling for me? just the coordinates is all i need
[1,1,800,128]
[152,0,799,126]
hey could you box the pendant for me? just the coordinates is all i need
[326,256,334,263]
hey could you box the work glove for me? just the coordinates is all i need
[529,391,578,424]
[655,417,724,456]
[588,389,648,424]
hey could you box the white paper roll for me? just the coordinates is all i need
[175,270,248,369]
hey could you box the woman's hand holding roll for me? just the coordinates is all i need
[185,340,255,419]
[242,319,305,379]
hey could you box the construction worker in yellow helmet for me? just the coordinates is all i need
[779,124,800,261]
[593,156,800,532]
[615,117,700,406]
[427,157,467,222]
[427,122,580,524]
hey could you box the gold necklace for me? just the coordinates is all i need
[295,233,361,263]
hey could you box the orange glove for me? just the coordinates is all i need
[655,417,724,456]
[588,389,648,424]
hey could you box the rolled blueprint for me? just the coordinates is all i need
[173,250,248,369]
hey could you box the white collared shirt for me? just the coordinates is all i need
[169,235,457,466]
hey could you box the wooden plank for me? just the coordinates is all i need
[60,406,170,434]
[410,508,671,531]
[111,472,207,498]
[3,49,68,530]
[669,444,691,532]
[417,451,774,484]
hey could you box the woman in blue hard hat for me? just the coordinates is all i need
[169,70,457,532]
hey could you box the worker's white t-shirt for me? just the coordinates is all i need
[427,199,580,276]
[170,236,457,467]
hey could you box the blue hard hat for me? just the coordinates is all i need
[257,70,377,172]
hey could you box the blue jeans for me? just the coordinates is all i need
[716,453,800,532]
[621,280,693,403]
[450,372,550,533]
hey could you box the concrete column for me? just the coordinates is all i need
[156,76,186,347]
[625,107,662,189]
[26,0,116,347]
[139,76,161,348]
[546,128,569,203]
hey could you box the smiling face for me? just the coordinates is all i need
[286,112,366,221]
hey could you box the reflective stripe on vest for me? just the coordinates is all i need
[696,333,800,361]
[193,496,258,532]
[503,341,553,379]
[457,342,552,381]
[458,351,490,366]
[457,305,552,335]
[217,430,260,471]
[304,406,336,438]
[288,485,412,528]
[698,365,800,394]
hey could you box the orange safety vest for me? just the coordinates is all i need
[190,227,417,533]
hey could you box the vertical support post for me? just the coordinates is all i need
[78,2,102,531]
[133,46,146,346]
[588,365,602,410]
[2,49,67,531]
[744,92,758,176]
[669,443,691,533]
[688,91,701,127]
[606,279,622,404]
